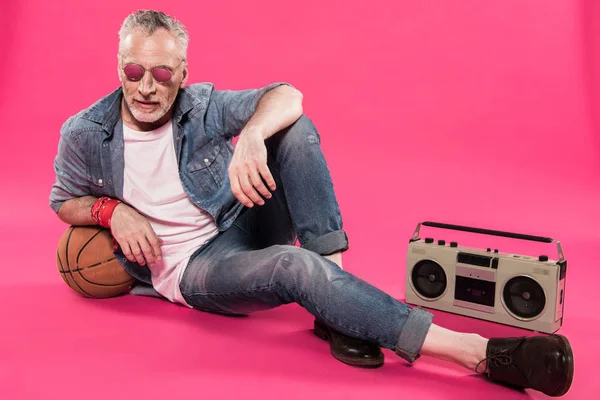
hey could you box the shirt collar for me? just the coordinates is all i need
[80,85,205,134]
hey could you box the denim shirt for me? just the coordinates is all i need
[50,82,289,284]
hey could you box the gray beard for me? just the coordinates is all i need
[126,98,172,124]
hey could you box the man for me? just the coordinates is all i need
[50,9,574,397]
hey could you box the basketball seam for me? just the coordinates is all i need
[64,226,94,297]
[57,258,117,273]
[57,243,67,279]
[74,228,134,287]
[76,258,118,270]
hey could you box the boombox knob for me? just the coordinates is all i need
[539,255,549,262]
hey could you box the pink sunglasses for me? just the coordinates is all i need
[123,60,184,83]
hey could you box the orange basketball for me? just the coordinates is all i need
[56,225,135,298]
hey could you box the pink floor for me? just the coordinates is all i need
[2,166,599,399]
[2,1,600,399]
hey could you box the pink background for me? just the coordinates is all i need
[1,1,598,399]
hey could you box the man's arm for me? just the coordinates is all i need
[57,196,98,226]
[50,120,162,265]
[208,83,304,208]
[50,121,97,223]
[206,83,302,140]
[238,84,303,139]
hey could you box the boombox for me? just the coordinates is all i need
[405,221,567,334]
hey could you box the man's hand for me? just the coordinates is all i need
[228,128,276,207]
[110,203,162,266]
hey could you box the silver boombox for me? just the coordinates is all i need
[405,221,567,334]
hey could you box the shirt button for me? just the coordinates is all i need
[108,179,112,185]
[204,158,209,163]
[103,143,108,147]
[98,179,103,184]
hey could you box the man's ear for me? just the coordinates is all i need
[116,55,123,83]
[180,64,188,88]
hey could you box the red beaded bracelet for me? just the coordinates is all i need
[91,197,122,229]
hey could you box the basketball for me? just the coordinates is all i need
[56,225,136,298]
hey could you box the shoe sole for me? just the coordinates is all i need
[548,334,574,397]
[313,321,384,368]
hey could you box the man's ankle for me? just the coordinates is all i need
[421,325,488,372]
[463,333,489,372]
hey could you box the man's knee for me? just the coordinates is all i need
[268,114,321,152]
[290,114,321,144]
[271,245,334,286]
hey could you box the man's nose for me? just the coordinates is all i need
[138,72,156,96]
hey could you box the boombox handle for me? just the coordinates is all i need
[411,221,565,263]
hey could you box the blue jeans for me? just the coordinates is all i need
[178,116,434,363]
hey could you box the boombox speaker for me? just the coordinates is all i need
[405,221,567,334]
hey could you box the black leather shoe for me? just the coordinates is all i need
[313,319,384,368]
[477,334,574,397]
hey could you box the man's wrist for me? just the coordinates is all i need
[91,197,122,228]
[240,124,267,140]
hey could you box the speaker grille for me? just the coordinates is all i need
[503,276,546,319]
[411,260,447,299]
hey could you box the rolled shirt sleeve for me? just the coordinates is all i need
[49,119,91,214]
[205,82,293,139]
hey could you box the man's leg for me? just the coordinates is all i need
[247,115,383,366]
[180,235,573,397]
[259,114,347,255]
[249,115,571,396]
[180,224,432,361]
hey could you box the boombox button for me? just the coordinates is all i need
[425,238,434,243]
[539,255,549,262]
[438,240,446,245]
[450,241,458,247]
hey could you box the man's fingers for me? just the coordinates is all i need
[147,234,162,262]
[257,163,276,192]
[239,173,263,205]
[121,242,136,263]
[139,239,155,265]
[248,166,271,199]
[230,170,254,207]
[129,241,146,266]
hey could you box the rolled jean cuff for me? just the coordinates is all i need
[301,230,349,256]
[394,307,434,363]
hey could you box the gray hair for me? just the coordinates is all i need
[118,10,189,60]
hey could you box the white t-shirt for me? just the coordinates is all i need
[122,120,219,306]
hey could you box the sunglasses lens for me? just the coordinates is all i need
[124,64,144,81]
[152,67,172,82]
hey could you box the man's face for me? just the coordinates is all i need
[118,28,188,130]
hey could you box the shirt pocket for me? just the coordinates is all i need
[188,140,228,195]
